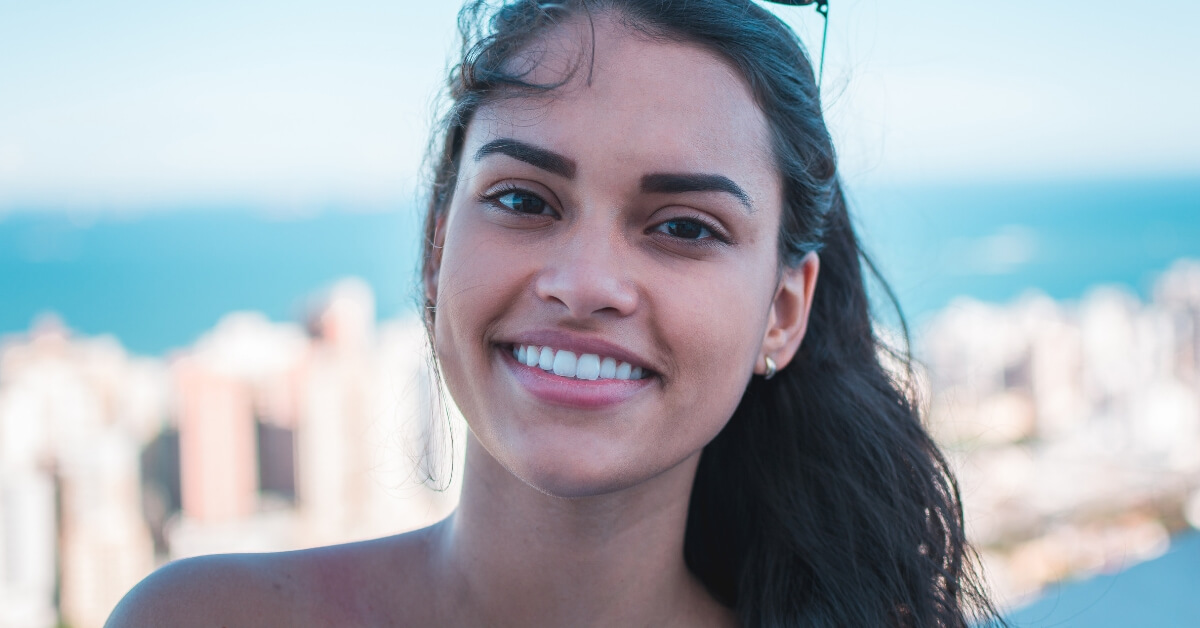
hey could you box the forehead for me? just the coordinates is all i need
[465,14,778,197]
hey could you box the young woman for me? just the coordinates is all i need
[109,1,1001,625]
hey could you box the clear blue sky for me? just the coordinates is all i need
[1,0,1197,211]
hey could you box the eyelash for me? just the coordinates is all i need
[478,183,732,246]
[479,183,556,216]
[653,216,731,247]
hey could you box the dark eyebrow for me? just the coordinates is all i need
[640,173,754,212]
[473,138,576,179]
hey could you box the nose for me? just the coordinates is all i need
[534,228,638,319]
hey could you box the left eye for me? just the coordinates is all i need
[493,190,550,215]
[656,219,712,240]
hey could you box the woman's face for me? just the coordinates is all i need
[429,16,806,498]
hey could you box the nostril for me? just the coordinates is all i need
[533,269,638,318]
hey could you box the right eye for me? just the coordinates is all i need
[490,189,551,215]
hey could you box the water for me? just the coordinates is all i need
[851,178,1200,327]
[0,206,425,355]
[1,178,1198,355]
[1005,533,1200,627]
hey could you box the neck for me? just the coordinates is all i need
[429,436,716,627]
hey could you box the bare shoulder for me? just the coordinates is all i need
[104,552,297,627]
[106,528,441,628]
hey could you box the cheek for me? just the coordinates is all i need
[431,216,522,397]
[435,210,527,326]
[652,265,773,439]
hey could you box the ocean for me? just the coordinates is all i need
[2,178,1198,356]
[1005,532,1200,626]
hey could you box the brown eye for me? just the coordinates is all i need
[657,218,712,240]
[494,190,549,215]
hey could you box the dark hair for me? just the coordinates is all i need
[421,1,1003,625]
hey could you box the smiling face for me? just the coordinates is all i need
[427,15,802,498]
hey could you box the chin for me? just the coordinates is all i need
[520,467,639,500]
[501,434,654,499]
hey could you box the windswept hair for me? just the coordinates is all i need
[421,1,1004,625]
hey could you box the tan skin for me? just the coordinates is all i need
[107,14,819,628]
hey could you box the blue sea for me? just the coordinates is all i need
[1005,533,1200,627]
[2,178,1198,355]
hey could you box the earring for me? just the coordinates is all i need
[763,356,777,380]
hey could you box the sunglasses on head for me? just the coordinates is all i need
[762,0,829,88]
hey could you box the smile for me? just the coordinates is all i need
[499,342,655,410]
[510,344,648,381]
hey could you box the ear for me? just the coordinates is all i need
[756,252,819,375]
[424,213,449,308]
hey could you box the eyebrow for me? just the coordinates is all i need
[641,173,754,212]
[473,138,753,212]
[474,138,577,179]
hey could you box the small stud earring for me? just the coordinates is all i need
[763,356,777,380]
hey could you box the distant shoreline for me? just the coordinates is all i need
[3,179,1198,355]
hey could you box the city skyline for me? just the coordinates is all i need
[2,259,1199,626]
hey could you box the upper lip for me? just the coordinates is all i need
[500,330,656,373]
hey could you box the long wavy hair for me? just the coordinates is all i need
[420,1,1003,625]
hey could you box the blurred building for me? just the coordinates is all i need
[2,261,1199,624]
[167,278,461,562]
[0,316,162,628]
[0,280,462,628]
[921,259,1200,604]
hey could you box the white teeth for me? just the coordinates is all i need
[615,361,632,380]
[538,346,555,370]
[552,350,577,377]
[576,354,601,380]
[512,345,646,381]
[599,357,617,379]
[524,345,540,367]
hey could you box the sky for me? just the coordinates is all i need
[1,0,1198,211]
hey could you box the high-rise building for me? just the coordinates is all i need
[0,318,160,628]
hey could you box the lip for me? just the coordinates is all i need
[498,329,655,372]
[498,346,655,410]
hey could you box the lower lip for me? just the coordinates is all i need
[499,347,654,409]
